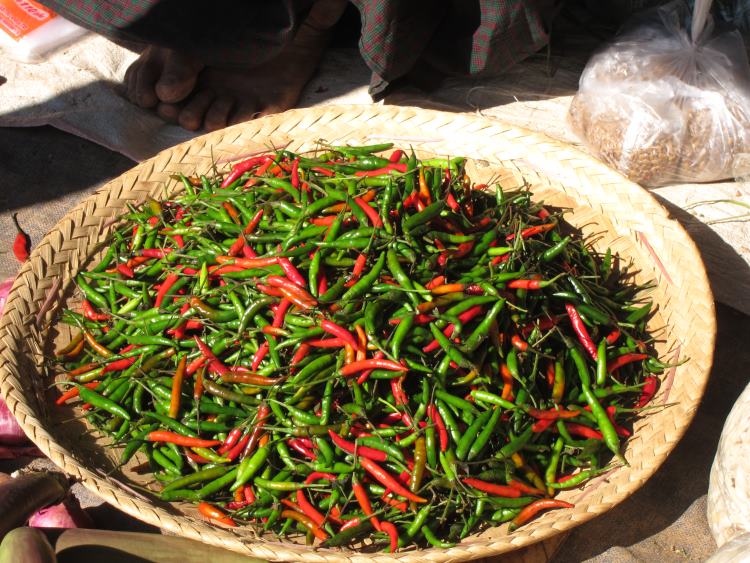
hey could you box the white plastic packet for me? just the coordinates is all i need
[707,381,750,552]
[569,0,750,186]
[0,0,87,63]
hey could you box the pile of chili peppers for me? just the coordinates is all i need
[53,143,666,551]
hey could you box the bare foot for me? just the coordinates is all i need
[123,0,347,131]
[124,46,204,109]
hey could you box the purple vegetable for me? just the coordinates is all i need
[0,400,27,446]
[0,277,12,316]
[28,497,92,529]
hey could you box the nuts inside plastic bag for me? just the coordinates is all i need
[569,0,750,186]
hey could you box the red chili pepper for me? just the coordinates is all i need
[506,222,556,241]
[345,253,368,287]
[307,338,346,348]
[340,359,407,377]
[607,353,648,373]
[228,235,245,257]
[638,375,658,408]
[564,423,603,440]
[352,476,380,531]
[186,356,206,376]
[389,149,404,163]
[305,472,337,485]
[511,334,529,352]
[224,433,251,461]
[193,336,229,377]
[147,431,221,448]
[462,478,521,498]
[256,283,284,298]
[507,279,554,290]
[532,418,555,433]
[124,256,151,269]
[310,216,337,227]
[340,517,362,532]
[220,156,266,188]
[527,408,580,420]
[425,275,445,290]
[381,493,408,512]
[445,191,460,212]
[216,255,278,268]
[81,300,110,321]
[565,303,598,361]
[11,213,30,262]
[328,430,387,462]
[296,489,326,527]
[403,190,420,209]
[508,499,574,531]
[290,343,311,368]
[388,314,434,325]
[56,381,99,405]
[427,403,448,452]
[272,298,291,328]
[197,502,236,527]
[239,209,264,236]
[521,316,560,338]
[218,427,243,453]
[309,166,334,177]
[140,248,172,259]
[116,263,135,278]
[154,273,180,308]
[251,341,269,371]
[101,357,137,374]
[209,265,245,276]
[184,450,211,464]
[605,328,622,345]
[351,197,384,227]
[380,520,399,552]
[291,158,300,189]
[266,275,317,309]
[354,163,407,177]
[244,486,256,504]
[243,158,275,188]
[356,350,384,384]
[390,377,408,406]
[359,458,427,503]
[491,253,510,266]
[320,319,359,351]
[277,257,306,287]
[508,479,545,496]
[193,368,205,401]
[241,404,270,459]
[288,438,317,460]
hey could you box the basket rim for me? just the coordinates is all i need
[0,104,716,563]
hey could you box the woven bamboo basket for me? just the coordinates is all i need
[0,105,715,562]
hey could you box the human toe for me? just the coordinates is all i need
[204,95,235,131]
[178,89,215,131]
[155,50,203,104]
[156,102,182,123]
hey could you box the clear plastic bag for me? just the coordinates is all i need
[569,0,750,186]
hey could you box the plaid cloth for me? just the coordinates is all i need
[38,0,553,96]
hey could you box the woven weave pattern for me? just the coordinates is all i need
[0,105,715,562]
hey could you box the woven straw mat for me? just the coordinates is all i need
[0,105,715,562]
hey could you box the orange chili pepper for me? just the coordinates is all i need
[168,356,187,419]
